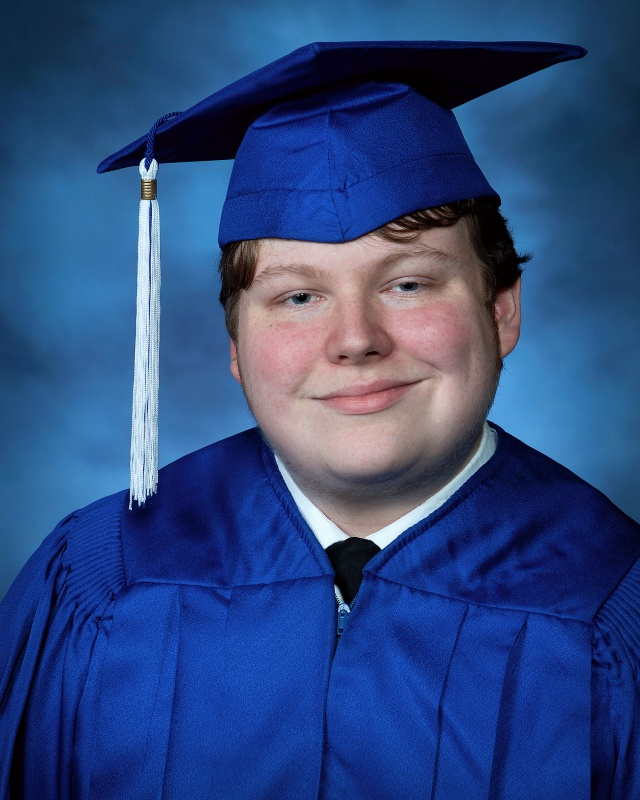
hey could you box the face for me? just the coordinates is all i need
[230,220,521,502]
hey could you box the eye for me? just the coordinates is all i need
[284,292,316,306]
[391,281,422,293]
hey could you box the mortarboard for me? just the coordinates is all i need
[98,40,586,506]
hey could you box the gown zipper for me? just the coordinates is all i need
[336,597,352,638]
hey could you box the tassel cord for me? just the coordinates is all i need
[130,158,161,507]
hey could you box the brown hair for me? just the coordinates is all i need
[218,197,529,340]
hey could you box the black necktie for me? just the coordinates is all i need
[325,538,381,605]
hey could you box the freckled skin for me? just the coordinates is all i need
[230,220,521,534]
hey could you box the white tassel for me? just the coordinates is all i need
[130,158,161,507]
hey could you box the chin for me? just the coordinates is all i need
[320,440,441,494]
[332,412,483,483]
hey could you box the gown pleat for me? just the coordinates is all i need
[1,425,640,799]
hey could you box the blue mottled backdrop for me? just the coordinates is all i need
[1,0,639,598]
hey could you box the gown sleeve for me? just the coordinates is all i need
[591,556,640,800]
[0,493,125,799]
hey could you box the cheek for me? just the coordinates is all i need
[396,302,485,371]
[240,320,320,392]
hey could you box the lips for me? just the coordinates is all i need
[315,379,421,414]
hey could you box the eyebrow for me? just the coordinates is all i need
[251,262,334,288]
[252,243,458,287]
[377,242,458,268]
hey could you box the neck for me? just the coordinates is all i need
[302,490,438,538]
[279,427,485,538]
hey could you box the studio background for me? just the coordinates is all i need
[1,0,638,599]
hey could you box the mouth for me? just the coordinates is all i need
[315,380,421,414]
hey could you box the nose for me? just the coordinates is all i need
[326,297,392,364]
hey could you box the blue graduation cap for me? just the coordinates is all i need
[100,39,585,246]
[98,39,586,505]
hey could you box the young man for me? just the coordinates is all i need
[1,41,639,799]
[223,202,521,536]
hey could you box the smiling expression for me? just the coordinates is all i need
[230,219,521,505]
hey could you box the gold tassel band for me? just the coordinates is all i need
[141,179,157,200]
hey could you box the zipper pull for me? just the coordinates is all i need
[336,602,351,637]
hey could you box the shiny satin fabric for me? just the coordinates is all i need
[1,426,639,798]
[96,41,586,248]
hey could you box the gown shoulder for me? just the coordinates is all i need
[0,490,127,795]
[591,555,640,799]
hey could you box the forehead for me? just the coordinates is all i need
[253,218,479,280]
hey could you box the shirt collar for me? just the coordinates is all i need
[275,422,497,551]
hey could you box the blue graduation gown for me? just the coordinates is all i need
[1,425,640,799]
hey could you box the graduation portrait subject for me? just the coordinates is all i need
[1,39,640,799]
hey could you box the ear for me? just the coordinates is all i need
[230,339,242,384]
[493,277,521,358]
